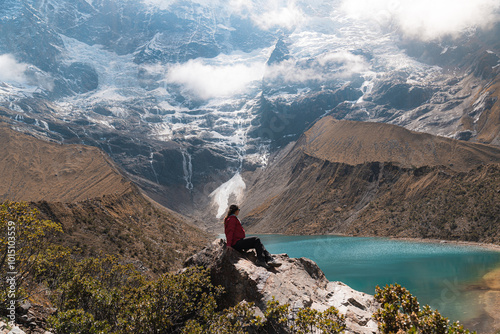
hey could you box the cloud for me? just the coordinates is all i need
[250,0,305,30]
[166,58,265,99]
[0,54,28,84]
[341,0,500,41]
[265,51,370,83]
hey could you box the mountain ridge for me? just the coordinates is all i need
[0,124,131,202]
[1,1,499,218]
[302,116,500,172]
[0,123,211,273]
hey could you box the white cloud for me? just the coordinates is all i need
[250,0,305,30]
[0,54,28,84]
[166,58,265,99]
[144,0,499,36]
[228,0,253,13]
[341,0,500,41]
[265,51,370,83]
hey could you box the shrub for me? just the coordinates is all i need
[120,267,223,334]
[373,284,476,334]
[0,201,63,310]
[2,201,476,334]
[49,309,111,334]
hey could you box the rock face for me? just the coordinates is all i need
[185,239,380,334]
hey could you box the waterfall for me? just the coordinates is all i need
[149,149,160,184]
[181,148,194,191]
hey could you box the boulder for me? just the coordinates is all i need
[184,239,380,334]
[0,322,26,334]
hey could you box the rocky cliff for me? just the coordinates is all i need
[185,239,380,334]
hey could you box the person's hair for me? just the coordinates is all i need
[224,204,240,222]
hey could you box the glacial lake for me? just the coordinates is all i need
[250,234,500,325]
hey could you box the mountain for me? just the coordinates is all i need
[0,124,210,272]
[0,1,499,222]
[241,116,500,243]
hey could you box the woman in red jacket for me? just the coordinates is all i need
[224,204,280,268]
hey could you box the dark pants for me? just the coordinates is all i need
[233,237,272,262]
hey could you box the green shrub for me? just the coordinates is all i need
[0,201,63,310]
[374,284,476,334]
[48,309,111,334]
[263,297,291,333]
[2,201,478,334]
[120,267,223,334]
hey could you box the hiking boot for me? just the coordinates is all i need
[256,259,270,269]
[266,258,281,267]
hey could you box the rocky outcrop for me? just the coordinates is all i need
[185,239,380,334]
[0,322,26,334]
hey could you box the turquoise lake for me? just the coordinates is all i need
[249,234,500,325]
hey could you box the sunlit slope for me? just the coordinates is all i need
[303,116,500,171]
[0,125,130,202]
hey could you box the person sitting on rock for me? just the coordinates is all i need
[224,204,280,268]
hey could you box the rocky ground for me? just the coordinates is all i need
[185,239,380,334]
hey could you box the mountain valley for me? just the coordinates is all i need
[1,1,500,333]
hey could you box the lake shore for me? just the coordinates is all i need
[239,231,500,252]
[250,233,500,333]
[318,232,500,252]
[386,237,500,333]
[384,237,500,252]
[480,267,500,332]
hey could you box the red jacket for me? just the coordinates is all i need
[224,215,245,247]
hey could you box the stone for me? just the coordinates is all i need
[7,326,26,334]
[18,301,31,315]
[185,239,380,334]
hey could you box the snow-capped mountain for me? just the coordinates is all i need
[0,0,499,219]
